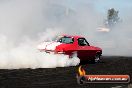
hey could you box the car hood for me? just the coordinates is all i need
[90,46,102,51]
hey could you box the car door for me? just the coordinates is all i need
[77,38,95,59]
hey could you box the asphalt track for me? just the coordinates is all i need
[0,56,132,88]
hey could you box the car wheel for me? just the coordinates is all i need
[94,54,101,63]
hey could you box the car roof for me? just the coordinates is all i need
[61,34,84,39]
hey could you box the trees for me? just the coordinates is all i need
[105,8,120,28]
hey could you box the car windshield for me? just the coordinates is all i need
[55,36,74,44]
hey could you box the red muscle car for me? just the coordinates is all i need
[37,35,102,63]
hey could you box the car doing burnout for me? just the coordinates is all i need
[37,35,102,62]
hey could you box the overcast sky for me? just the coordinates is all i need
[60,0,132,13]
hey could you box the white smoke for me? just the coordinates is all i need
[0,0,80,69]
[0,33,80,69]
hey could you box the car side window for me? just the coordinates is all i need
[78,38,90,46]
[57,36,74,44]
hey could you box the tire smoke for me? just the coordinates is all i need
[0,34,80,69]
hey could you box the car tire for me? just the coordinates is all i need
[94,54,101,63]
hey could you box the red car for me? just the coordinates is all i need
[38,35,102,63]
